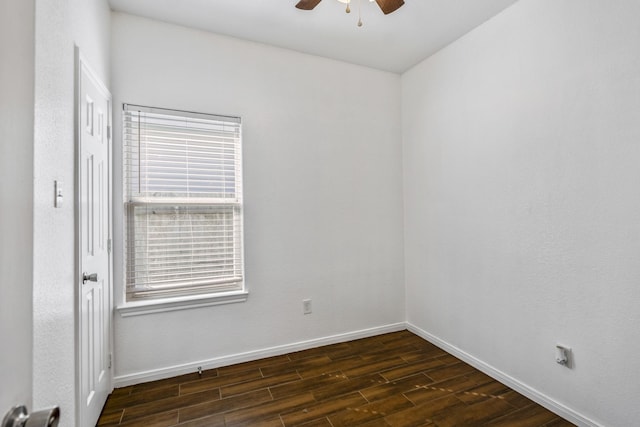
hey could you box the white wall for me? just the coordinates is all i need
[110,13,404,381]
[32,0,110,425]
[0,0,35,414]
[402,1,640,426]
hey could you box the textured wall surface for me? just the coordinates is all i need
[402,1,640,426]
[111,13,405,379]
[32,0,111,425]
[0,0,35,413]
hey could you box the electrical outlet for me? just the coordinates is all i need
[54,180,63,208]
[555,344,571,367]
[303,299,312,315]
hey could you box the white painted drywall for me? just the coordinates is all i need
[110,13,404,379]
[402,1,640,426]
[0,0,35,414]
[32,0,110,425]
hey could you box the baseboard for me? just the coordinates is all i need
[113,322,406,388]
[406,323,602,427]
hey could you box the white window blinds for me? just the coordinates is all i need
[123,104,244,301]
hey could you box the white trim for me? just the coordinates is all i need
[406,323,603,427]
[113,322,406,387]
[116,290,249,317]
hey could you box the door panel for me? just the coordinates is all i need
[77,52,112,427]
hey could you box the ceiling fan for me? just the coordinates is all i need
[295,0,405,15]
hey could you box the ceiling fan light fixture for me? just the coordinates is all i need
[295,0,404,26]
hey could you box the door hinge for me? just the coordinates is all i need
[108,353,112,369]
[107,238,112,254]
[107,124,111,140]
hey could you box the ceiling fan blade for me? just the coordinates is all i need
[295,0,323,10]
[374,0,405,15]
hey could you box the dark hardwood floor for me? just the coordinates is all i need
[97,330,575,426]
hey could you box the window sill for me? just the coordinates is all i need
[116,290,249,317]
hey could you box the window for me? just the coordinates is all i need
[123,104,244,303]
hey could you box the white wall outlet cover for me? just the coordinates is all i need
[303,299,312,315]
[555,345,570,365]
[54,180,63,208]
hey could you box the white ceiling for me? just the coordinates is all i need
[108,0,518,73]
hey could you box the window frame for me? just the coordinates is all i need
[118,104,247,315]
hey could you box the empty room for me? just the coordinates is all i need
[1,0,639,426]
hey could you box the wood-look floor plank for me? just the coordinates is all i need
[297,355,364,379]
[379,357,446,382]
[360,373,431,403]
[403,375,481,406]
[120,389,220,423]
[117,410,178,427]
[500,389,538,409]
[400,346,448,363]
[173,413,225,427]
[323,339,386,361]
[383,394,466,427]
[178,368,262,395]
[487,403,560,426]
[280,391,367,426]
[342,356,407,378]
[110,386,133,398]
[97,331,576,427]
[103,384,179,412]
[312,373,387,401]
[223,392,316,426]
[220,370,301,397]
[361,344,426,362]
[270,371,348,400]
[435,354,465,365]
[288,342,350,361]
[96,410,123,426]
[260,355,333,377]
[454,380,511,404]
[356,418,394,427]
[295,417,333,427]
[464,369,498,386]
[544,418,578,427]
[177,388,272,423]
[423,361,477,382]
[243,418,284,427]
[374,330,420,346]
[328,394,415,426]
[431,397,516,427]
[216,354,291,376]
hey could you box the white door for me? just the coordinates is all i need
[0,0,34,418]
[77,51,112,427]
